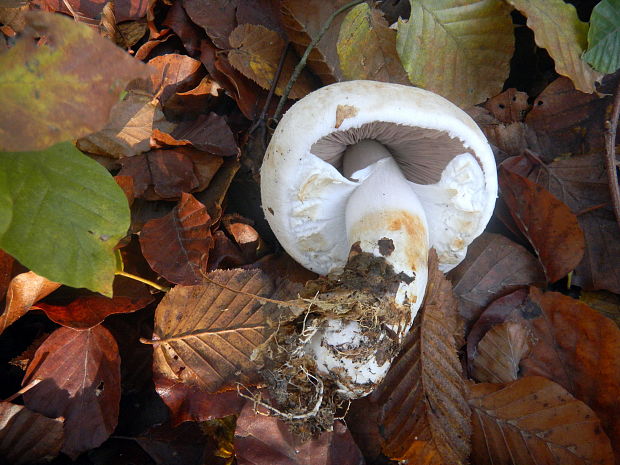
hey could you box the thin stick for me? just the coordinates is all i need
[115,270,169,292]
[604,79,620,227]
[3,379,41,402]
[272,0,366,122]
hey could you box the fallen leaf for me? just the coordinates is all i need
[499,165,586,283]
[170,113,238,156]
[31,0,147,22]
[37,294,152,329]
[234,400,365,465]
[163,77,222,119]
[76,89,174,159]
[148,53,206,108]
[520,287,620,462]
[228,23,315,99]
[162,0,204,57]
[482,88,529,123]
[506,0,602,93]
[337,3,409,84]
[470,321,531,383]
[470,376,614,465]
[140,193,214,285]
[0,249,13,302]
[583,0,620,73]
[580,290,620,328]
[23,325,121,459]
[0,271,60,335]
[0,401,64,465]
[0,11,151,151]
[448,232,545,326]
[182,0,237,49]
[396,0,514,107]
[280,0,348,84]
[151,269,276,391]
[235,0,283,34]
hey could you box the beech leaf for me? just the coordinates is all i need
[23,325,121,459]
[0,402,64,465]
[583,0,620,74]
[336,3,408,84]
[0,11,151,151]
[396,0,514,108]
[181,0,237,49]
[151,268,276,392]
[506,0,602,93]
[470,376,615,465]
[140,192,214,285]
[0,143,130,296]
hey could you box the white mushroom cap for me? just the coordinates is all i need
[261,80,497,275]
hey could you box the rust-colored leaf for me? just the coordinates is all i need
[182,0,238,49]
[470,376,614,465]
[0,271,60,335]
[234,400,365,465]
[449,232,545,326]
[228,23,315,99]
[499,165,585,283]
[140,193,214,285]
[148,53,206,107]
[37,294,152,329]
[0,401,64,465]
[170,112,239,156]
[520,287,620,462]
[23,325,121,459]
[471,321,531,383]
[0,249,14,302]
[483,88,530,124]
[162,0,204,57]
[151,269,276,392]
[31,0,147,22]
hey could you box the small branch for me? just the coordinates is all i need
[272,0,366,123]
[115,271,170,293]
[604,79,620,227]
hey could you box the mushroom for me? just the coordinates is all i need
[261,80,496,397]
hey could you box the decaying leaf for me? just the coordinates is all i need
[470,376,614,465]
[0,11,151,151]
[140,192,214,285]
[396,0,514,107]
[23,325,121,459]
[506,0,602,93]
[30,0,148,22]
[448,232,545,326]
[482,88,529,124]
[228,23,315,99]
[0,271,60,335]
[148,53,206,107]
[181,0,237,49]
[170,113,239,157]
[499,165,585,283]
[151,268,276,392]
[580,290,620,328]
[471,321,531,383]
[0,402,64,465]
[336,3,408,84]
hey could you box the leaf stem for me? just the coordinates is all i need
[272,0,366,122]
[115,271,169,292]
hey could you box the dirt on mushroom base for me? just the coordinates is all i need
[254,247,416,437]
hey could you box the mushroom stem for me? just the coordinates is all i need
[342,139,391,179]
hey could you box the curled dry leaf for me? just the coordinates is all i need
[471,321,531,383]
[482,88,529,124]
[170,112,238,157]
[448,232,545,326]
[499,165,585,283]
[182,0,238,49]
[23,325,121,459]
[0,401,64,465]
[148,53,206,107]
[140,192,214,285]
[469,376,614,465]
[0,271,60,335]
[151,268,277,392]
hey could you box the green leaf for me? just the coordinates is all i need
[506,0,602,93]
[0,11,150,152]
[0,143,130,296]
[337,3,409,84]
[396,0,514,108]
[583,0,620,74]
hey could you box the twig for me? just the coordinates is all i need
[115,270,169,293]
[604,79,620,227]
[3,379,41,402]
[272,0,366,123]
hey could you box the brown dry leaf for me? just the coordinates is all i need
[0,271,60,335]
[182,0,238,49]
[228,23,315,99]
[31,0,147,22]
[499,165,585,283]
[170,113,239,157]
[520,287,620,462]
[23,325,121,459]
[162,1,204,57]
[140,192,214,285]
[0,402,64,465]
[469,376,614,465]
[76,89,174,159]
[0,249,14,301]
[234,400,365,465]
[148,53,206,107]
[163,76,222,119]
[151,269,276,392]
[580,291,620,328]
[448,232,545,326]
[471,321,531,383]
[280,0,348,84]
[336,3,409,84]
[483,88,529,124]
[361,251,470,464]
